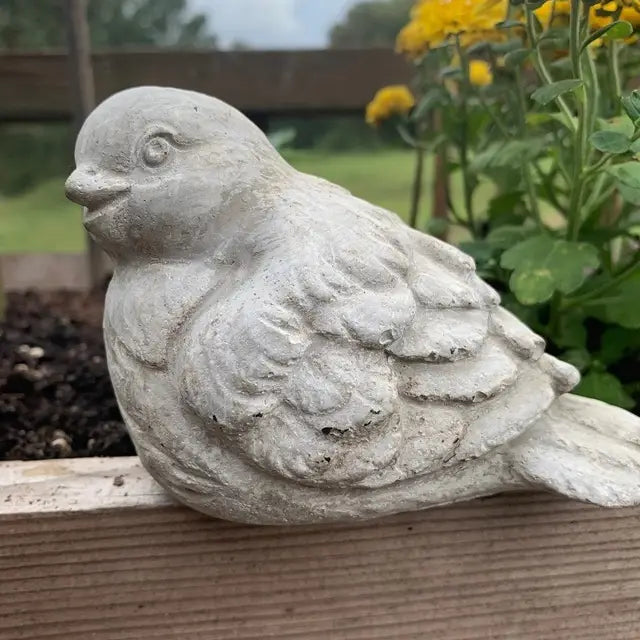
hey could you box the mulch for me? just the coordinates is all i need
[0,287,134,460]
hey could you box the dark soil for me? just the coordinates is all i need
[0,287,134,460]
[2,287,638,462]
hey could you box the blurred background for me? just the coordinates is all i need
[2,1,639,460]
[0,0,421,255]
[0,0,429,459]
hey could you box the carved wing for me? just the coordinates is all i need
[176,190,579,489]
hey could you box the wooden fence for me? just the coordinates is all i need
[0,48,411,122]
[0,48,412,290]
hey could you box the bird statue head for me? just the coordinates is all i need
[65,86,287,261]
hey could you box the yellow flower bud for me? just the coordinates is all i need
[365,85,416,127]
[469,60,493,87]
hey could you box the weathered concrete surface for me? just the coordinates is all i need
[64,86,640,524]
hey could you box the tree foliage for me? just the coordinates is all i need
[329,0,414,48]
[0,0,216,195]
[0,0,216,49]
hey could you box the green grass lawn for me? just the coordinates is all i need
[285,149,427,223]
[0,178,88,253]
[0,149,427,254]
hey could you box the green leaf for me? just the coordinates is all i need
[562,348,592,372]
[501,235,554,270]
[582,20,633,51]
[575,372,635,409]
[501,235,600,305]
[510,269,555,304]
[523,0,549,9]
[608,162,640,205]
[488,39,524,55]
[426,218,449,236]
[440,66,462,79]
[589,130,630,154]
[487,192,526,225]
[531,79,584,106]
[460,241,496,265]
[602,20,634,41]
[469,139,544,174]
[547,244,601,293]
[538,26,569,44]
[487,224,534,249]
[592,270,640,329]
[526,111,577,130]
[496,19,525,29]
[555,312,588,349]
[621,90,640,122]
[503,48,531,68]
[548,57,572,73]
[412,87,447,121]
[598,115,635,138]
[599,326,640,365]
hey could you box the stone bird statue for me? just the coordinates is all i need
[65,87,640,524]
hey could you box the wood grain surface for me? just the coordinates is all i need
[1,456,640,639]
[0,253,112,292]
[0,49,410,121]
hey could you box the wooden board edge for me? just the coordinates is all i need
[0,456,175,516]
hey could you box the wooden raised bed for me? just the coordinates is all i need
[1,456,640,639]
[0,253,111,292]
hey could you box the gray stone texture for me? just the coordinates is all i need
[65,86,640,524]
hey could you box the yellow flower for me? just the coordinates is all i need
[534,0,640,30]
[593,5,640,27]
[365,85,416,127]
[396,0,508,59]
[469,60,493,87]
[534,0,570,28]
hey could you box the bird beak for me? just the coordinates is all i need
[65,168,130,208]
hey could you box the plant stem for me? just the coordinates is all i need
[549,292,562,337]
[447,191,467,226]
[585,152,613,176]
[533,161,568,215]
[524,7,576,132]
[567,0,589,240]
[431,110,449,240]
[563,254,640,308]
[396,124,429,151]
[515,67,543,227]
[584,45,599,164]
[455,35,478,238]
[0,269,5,322]
[569,0,582,77]
[409,145,424,230]
[582,180,615,227]
[608,41,622,115]
[478,93,511,138]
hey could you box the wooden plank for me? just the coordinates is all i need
[0,49,411,121]
[0,457,173,514]
[1,456,640,639]
[0,253,113,292]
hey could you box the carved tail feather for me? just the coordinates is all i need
[507,394,640,507]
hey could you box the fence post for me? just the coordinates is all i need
[64,0,104,289]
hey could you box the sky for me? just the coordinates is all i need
[188,0,364,49]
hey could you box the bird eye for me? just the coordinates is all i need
[142,136,172,167]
